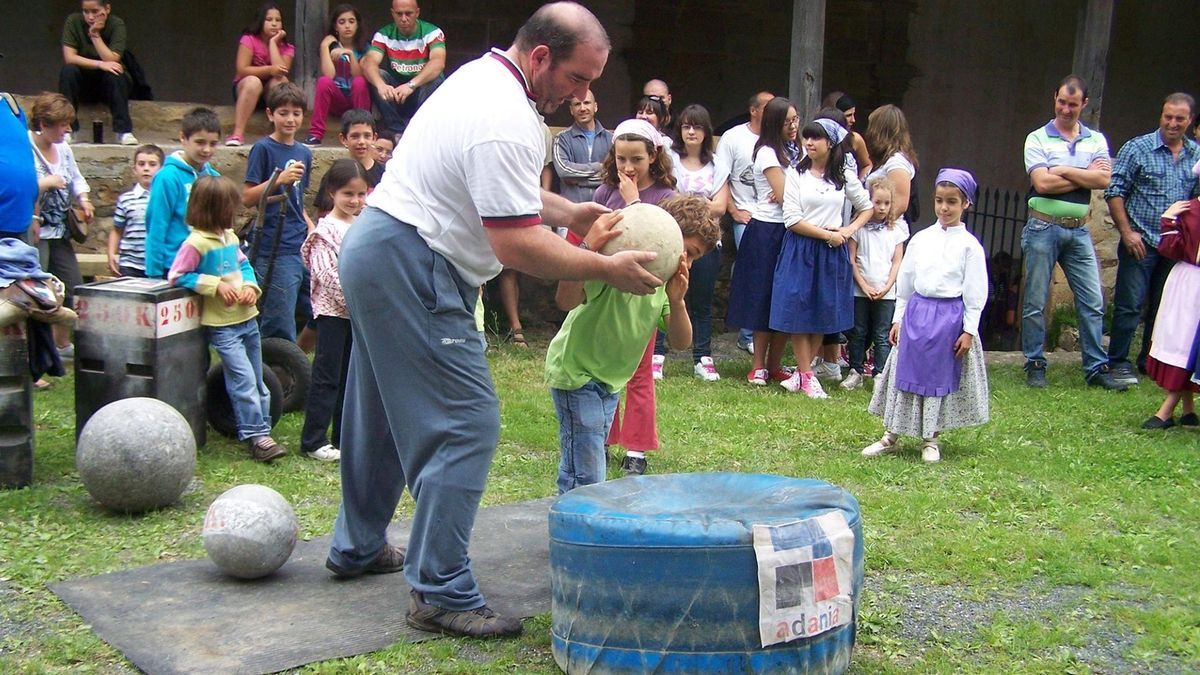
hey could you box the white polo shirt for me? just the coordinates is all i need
[368,48,545,287]
[713,123,759,212]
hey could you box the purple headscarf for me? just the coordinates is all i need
[935,167,977,204]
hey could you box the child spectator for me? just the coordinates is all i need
[144,107,221,278]
[547,194,717,493]
[242,82,314,342]
[864,169,989,463]
[169,176,286,462]
[108,143,163,277]
[373,133,395,167]
[842,175,908,390]
[299,159,369,461]
[227,2,295,147]
[591,118,677,476]
[305,3,371,146]
[339,109,384,187]
[1141,191,1200,429]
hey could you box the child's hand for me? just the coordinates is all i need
[237,286,259,306]
[106,252,120,277]
[216,282,238,307]
[617,172,640,206]
[271,64,290,78]
[953,332,972,359]
[583,210,624,251]
[1163,200,1191,220]
[767,190,781,204]
[270,29,287,43]
[665,253,689,303]
[279,161,305,186]
[888,322,900,346]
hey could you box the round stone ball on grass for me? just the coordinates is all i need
[202,484,298,579]
[75,397,197,514]
[599,202,685,283]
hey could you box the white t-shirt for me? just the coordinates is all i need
[712,123,758,212]
[367,49,544,287]
[865,152,916,229]
[850,220,910,299]
[671,154,718,198]
[782,167,848,232]
[750,146,785,223]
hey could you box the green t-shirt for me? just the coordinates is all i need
[62,13,127,60]
[545,281,669,394]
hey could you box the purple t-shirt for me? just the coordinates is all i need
[234,34,296,83]
[592,183,676,209]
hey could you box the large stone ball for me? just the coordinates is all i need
[599,202,685,283]
[202,484,298,579]
[76,397,197,513]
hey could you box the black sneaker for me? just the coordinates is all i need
[1180,412,1199,427]
[302,135,322,146]
[1025,362,1047,388]
[1141,415,1175,430]
[621,455,647,476]
[325,543,406,578]
[406,590,523,637]
[1086,365,1129,391]
[1109,362,1139,386]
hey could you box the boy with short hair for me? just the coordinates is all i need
[108,144,164,277]
[242,82,315,342]
[339,109,383,187]
[546,195,720,493]
[144,108,221,279]
[372,132,395,169]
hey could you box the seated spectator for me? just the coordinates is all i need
[226,2,295,147]
[59,0,139,145]
[553,91,612,204]
[305,3,371,146]
[362,0,445,134]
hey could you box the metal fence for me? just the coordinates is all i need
[968,187,1027,351]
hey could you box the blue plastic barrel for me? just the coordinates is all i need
[549,473,864,674]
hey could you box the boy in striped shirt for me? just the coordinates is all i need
[108,144,164,277]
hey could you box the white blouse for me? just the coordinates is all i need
[782,167,846,230]
[893,223,988,336]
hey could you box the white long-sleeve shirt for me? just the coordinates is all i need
[893,223,988,336]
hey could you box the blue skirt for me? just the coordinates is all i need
[725,218,785,332]
[769,231,853,334]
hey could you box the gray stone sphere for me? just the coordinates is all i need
[76,397,197,513]
[598,202,685,283]
[202,484,298,579]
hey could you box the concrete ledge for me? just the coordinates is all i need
[15,95,271,142]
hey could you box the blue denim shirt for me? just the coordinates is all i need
[1104,130,1200,246]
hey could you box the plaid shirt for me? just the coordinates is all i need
[1104,129,1200,246]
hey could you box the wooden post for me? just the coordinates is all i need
[293,0,327,103]
[789,0,826,122]
[1072,0,1114,127]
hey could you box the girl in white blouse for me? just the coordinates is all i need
[864,169,990,463]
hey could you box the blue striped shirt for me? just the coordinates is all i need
[1104,130,1200,246]
[113,184,150,272]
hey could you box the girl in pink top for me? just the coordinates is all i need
[227,2,296,146]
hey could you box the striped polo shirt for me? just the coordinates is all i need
[1024,120,1110,219]
[369,20,445,80]
[114,183,150,272]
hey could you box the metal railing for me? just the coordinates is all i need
[968,187,1027,351]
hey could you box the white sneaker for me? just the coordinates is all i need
[780,371,803,393]
[921,440,941,463]
[862,434,898,457]
[693,357,720,382]
[738,340,754,355]
[651,354,665,380]
[802,372,829,399]
[118,132,139,146]
[815,360,842,381]
[304,444,341,462]
[840,371,863,390]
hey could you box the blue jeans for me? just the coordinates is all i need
[253,252,304,341]
[1108,244,1173,370]
[848,297,895,375]
[1020,218,1106,375]
[371,71,444,134]
[655,245,720,361]
[552,381,618,495]
[732,220,753,347]
[209,319,272,441]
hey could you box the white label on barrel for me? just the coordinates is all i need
[76,296,201,338]
[753,511,854,647]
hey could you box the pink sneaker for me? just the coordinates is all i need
[651,354,665,380]
[746,368,769,386]
[800,371,828,399]
[780,371,803,392]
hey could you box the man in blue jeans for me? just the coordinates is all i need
[1020,75,1124,390]
[1104,92,1200,385]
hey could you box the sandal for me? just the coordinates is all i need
[506,329,528,349]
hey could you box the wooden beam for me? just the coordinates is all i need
[789,0,826,122]
[1072,0,1114,127]
[293,0,328,103]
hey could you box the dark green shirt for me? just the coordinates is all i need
[62,12,126,60]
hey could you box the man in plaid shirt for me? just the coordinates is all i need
[1104,93,1200,385]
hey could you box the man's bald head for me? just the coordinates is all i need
[515,1,610,61]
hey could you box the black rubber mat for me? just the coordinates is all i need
[50,498,553,674]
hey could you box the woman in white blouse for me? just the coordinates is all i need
[864,104,919,229]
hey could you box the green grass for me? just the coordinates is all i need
[1,338,1197,673]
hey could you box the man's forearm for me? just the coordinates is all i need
[1054,166,1111,190]
[1107,196,1134,233]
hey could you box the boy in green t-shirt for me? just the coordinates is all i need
[546,195,720,494]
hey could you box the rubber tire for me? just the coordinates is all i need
[206,362,285,439]
[261,337,310,413]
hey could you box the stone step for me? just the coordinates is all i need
[16,95,272,145]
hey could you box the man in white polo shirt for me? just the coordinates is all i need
[325,1,661,639]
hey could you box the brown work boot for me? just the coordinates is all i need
[406,590,523,638]
[248,436,287,463]
[325,543,407,578]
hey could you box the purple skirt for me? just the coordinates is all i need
[895,294,964,397]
